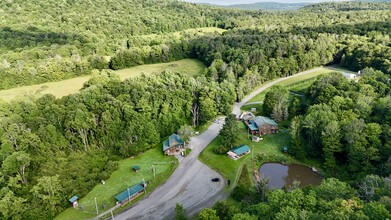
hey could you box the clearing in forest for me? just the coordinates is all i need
[0,59,206,101]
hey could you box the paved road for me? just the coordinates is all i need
[232,67,323,117]
[112,67,324,220]
[113,121,226,220]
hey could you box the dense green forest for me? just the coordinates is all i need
[289,69,391,179]
[0,0,238,89]
[199,176,391,219]
[0,0,391,219]
[0,72,236,219]
[301,1,391,11]
[219,2,310,11]
[1,0,390,89]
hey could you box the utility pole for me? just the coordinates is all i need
[252,145,254,160]
[111,210,114,220]
[152,165,155,179]
[94,197,99,214]
[143,179,146,194]
[127,188,130,203]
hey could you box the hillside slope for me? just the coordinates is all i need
[0,0,231,89]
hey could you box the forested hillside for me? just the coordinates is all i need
[301,1,391,11]
[221,2,310,11]
[0,0,391,219]
[0,0,237,89]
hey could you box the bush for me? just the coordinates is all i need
[214,145,229,155]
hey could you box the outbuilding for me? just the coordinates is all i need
[69,195,79,208]
[132,165,140,172]
[115,183,146,206]
[227,145,251,160]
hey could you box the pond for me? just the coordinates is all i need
[258,163,321,189]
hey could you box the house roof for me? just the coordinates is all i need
[169,134,184,146]
[243,114,254,121]
[69,195,78,203]
[163,139,170,151]
[230,145,250,155]
[163,134,184,151]
[248,121,258,131]
[253,116,278,127]
[115,184,144,202]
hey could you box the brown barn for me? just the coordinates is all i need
[246,116,278,135]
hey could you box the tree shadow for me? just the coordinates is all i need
[290,21,391,37]
[0,26,88,51]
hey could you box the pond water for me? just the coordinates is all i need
[258,163,322,189]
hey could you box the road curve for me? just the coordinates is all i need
[113,66,324,220]
[232,67,324,117]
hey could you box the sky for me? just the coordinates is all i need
[184,0,348,5]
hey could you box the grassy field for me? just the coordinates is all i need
[55,147,177,220]
[0,59,206,101]
[248,66,355,103]
[199,122,293,190]
[141,27,226,39]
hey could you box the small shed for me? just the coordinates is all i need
[227,145,251,160]
[69,195,79,208]
[283,146,288,153]
[132,165,140,172]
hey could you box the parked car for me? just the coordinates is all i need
[211,178,220,182]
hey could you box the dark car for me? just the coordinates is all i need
[211,178,220,182]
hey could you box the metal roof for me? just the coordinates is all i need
[248,121,258,131]
[163,134,184,151]
[230,145,250,155]
[69,195,78,203]
[115,184,144,202]
[169,134,184,146]
[253,116,278,127]
[163,139,170,151]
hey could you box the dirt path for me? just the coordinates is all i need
[111,67,325,220]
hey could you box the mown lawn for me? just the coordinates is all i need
[0,59,206,101]
[115,58,205,79]
[55,147,177,220]
[199,122,292,190]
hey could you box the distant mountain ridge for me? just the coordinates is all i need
[195,0,391,10]
[224,2,310,10]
